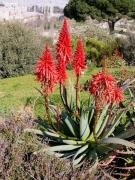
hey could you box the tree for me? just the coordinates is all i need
[64,0,90,21]
[64,0,135,34]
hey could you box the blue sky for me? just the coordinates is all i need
[3,0,69,7]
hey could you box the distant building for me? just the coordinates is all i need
[27,0,64,19]
[0,0,65,38]
[0,0,65,22]
[0,2,28,21]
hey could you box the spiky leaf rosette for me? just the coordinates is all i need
[56,17,72,65]
[73,38,87,76]
[26,77,135,168]
[35,45,57,93]
[25,101,135,168]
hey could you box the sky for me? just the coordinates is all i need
[2,0,69,7]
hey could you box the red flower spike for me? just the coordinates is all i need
[114,49,120,57]
[35,45,57,93]
[113,87,124,106]
[56,17,72,65]
[56,54,67,84]
[114,49,123,60]
[73,38,87,76]
[89,72,123,106]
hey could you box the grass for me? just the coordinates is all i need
[0,66,134,116]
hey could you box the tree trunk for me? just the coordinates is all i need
[108,20,115,35]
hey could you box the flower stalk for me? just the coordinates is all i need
[73,38,86,116]
[56,105,61,129]
[59,82,70,112]
[44,93,52,126]
[75,75,79,115]
[93,98,100,141]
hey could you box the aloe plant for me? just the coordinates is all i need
[25,18,135,168]
[25,81,135,168]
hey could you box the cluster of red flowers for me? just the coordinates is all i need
[56,17,72,65]
[90,71,123,106]
[35,17,87,91]
[35,17,123,106]
[56,55,67,84]
[112,49,123,61]
[72,38,87,76]
[35,45,57,93]
[56,18,72,84]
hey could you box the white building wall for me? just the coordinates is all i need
[0,0,65,22]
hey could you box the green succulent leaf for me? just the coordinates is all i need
[88,95,94,107]
[44,130,64,138]
[61,84,67,105]
[118,128,135,139]
[88,108,95,124]
[73,153,86,167]
[102,137,135,149]
[24,128,44,136]
[64,117,79,137]
[96,115,109,137]
[60,84,72,113]
[103,110,126,138]
[72,145,88,167]
[80,112,90,141]
[73,144,89,161]
[34,148,64,158]
[62,139,84,145]
[48,145,81,152]
[95,104,109,134]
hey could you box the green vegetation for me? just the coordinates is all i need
[72,36,117,65]
[0,22,50,78]
[64,0,135,33]
[117,32,135,65]
[0,68,94,115]
[0,16,135,179]
[0,66,134,116]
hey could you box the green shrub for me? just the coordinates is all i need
[117,32,135,65]
[72,36,117,66]
[0,22,50,78]
[87,47,100,59]
[106,50,126,68]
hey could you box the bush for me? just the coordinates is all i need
[117,32,135,65]
[72,36,117,66]
[106,49,126,68]
[0,109,114,179]
[0,22,50,78]
[0,109,71,179]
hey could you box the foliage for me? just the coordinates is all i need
[117,32,135,65]
[106,49,126,67]
[0,107,135,179]
[0,110,72,179]
[112,67,135,82]
[72,36,117,66]
[0,67,134,116]
[64,0,90,21]
[0,22,46,78]
[65,0,135,20]
[26,74,135,171]
[64,0,135,33]
[25,18,135,173]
